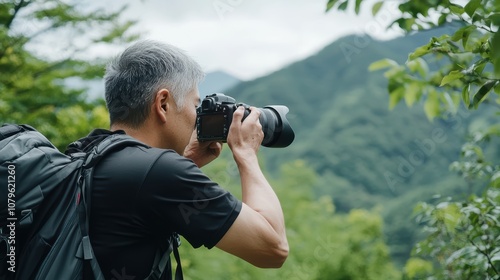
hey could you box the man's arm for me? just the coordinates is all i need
[216,106,289,268]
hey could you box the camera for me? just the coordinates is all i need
[196,93,295,148]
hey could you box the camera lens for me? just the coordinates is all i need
[197,93,295,148]
[258,106,295,148]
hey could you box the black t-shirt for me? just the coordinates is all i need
[84,132,242,280]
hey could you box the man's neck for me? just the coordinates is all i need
[110,123,160,148]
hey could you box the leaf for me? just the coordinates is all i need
[405,18,416,30]
[407,58,429,78]
[405,82,421,107]
[383,65,406,79]
[462,84,471,108]
[472,58,488,76]
[451,25,477,49]
[424,89,440,121]
[462,25,477,49]
[451,27,465,42]
[487,12,500,26]
[354,0,363,14]
[325,0,342,12]
[438,13,448,25]
[408,43,432,61]
[372,1,384,16]
[338,1,349,11]
[368,59,398,71]
[440,70,464,86]
[491,31,500,78]
[449,3,464,15]
[326,0,340,12]
[389,87,404,110]
[471,80,498,109]
[464,0,481,17]
[394,18,416,32]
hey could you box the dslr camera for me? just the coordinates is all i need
[196,93,295,148]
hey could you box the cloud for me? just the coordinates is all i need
[36,0,403,80]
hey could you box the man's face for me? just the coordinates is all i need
[168,88,200,154]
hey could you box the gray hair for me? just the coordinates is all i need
[104,40,205,128]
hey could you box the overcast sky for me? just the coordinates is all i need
[90,1,404,81]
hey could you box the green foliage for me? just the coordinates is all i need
[0,0,137,149]
[184,159,400,280]
[364,1,500,117]
[228,29,484,267]
[404,258,433,279]
[326,0,500,278]
[410,189,500,279]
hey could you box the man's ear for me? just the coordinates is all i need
[154,89,170,123]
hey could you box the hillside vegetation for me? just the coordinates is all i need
[225,28,495,264]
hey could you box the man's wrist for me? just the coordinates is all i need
[233,149,259,168]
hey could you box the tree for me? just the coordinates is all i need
[326,0,500,278]
[178,154,401,280]
[0,0,138,149]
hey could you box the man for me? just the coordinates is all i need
[82,40,288,279]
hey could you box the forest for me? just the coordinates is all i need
[1,0,499,279]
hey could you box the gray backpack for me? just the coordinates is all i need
[0,124,181,280]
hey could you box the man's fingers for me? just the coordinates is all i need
[232,106,245,126]
[245,107,261,123]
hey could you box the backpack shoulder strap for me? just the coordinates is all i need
[146,233,183,280]
[77,134,149,280]
[0,124,29,140]
[83,134,149,169]
[0,123,36,138]
[81,134,183,280]
[81,133,149,225]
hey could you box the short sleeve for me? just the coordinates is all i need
[138,150,242,249]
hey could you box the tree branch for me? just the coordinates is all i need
[5,0,29,29]
[469,237,500,276]
[0,0,32,60]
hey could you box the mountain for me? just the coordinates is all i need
[225,27,492,265]
[199,70,241,97]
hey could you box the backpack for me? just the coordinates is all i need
[0,124,182,280]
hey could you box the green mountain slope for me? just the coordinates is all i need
[227,29,470,198]
[224,28,488,264]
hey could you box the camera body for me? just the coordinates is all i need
[196,93,244,143]
[196,93,295,148]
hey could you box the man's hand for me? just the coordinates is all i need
[183,129,223,168]
[227,106,264,162]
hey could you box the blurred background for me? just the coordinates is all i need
[1,0,499,279]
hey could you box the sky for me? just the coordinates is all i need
[23,0,405,82]
[89,0,404,81]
